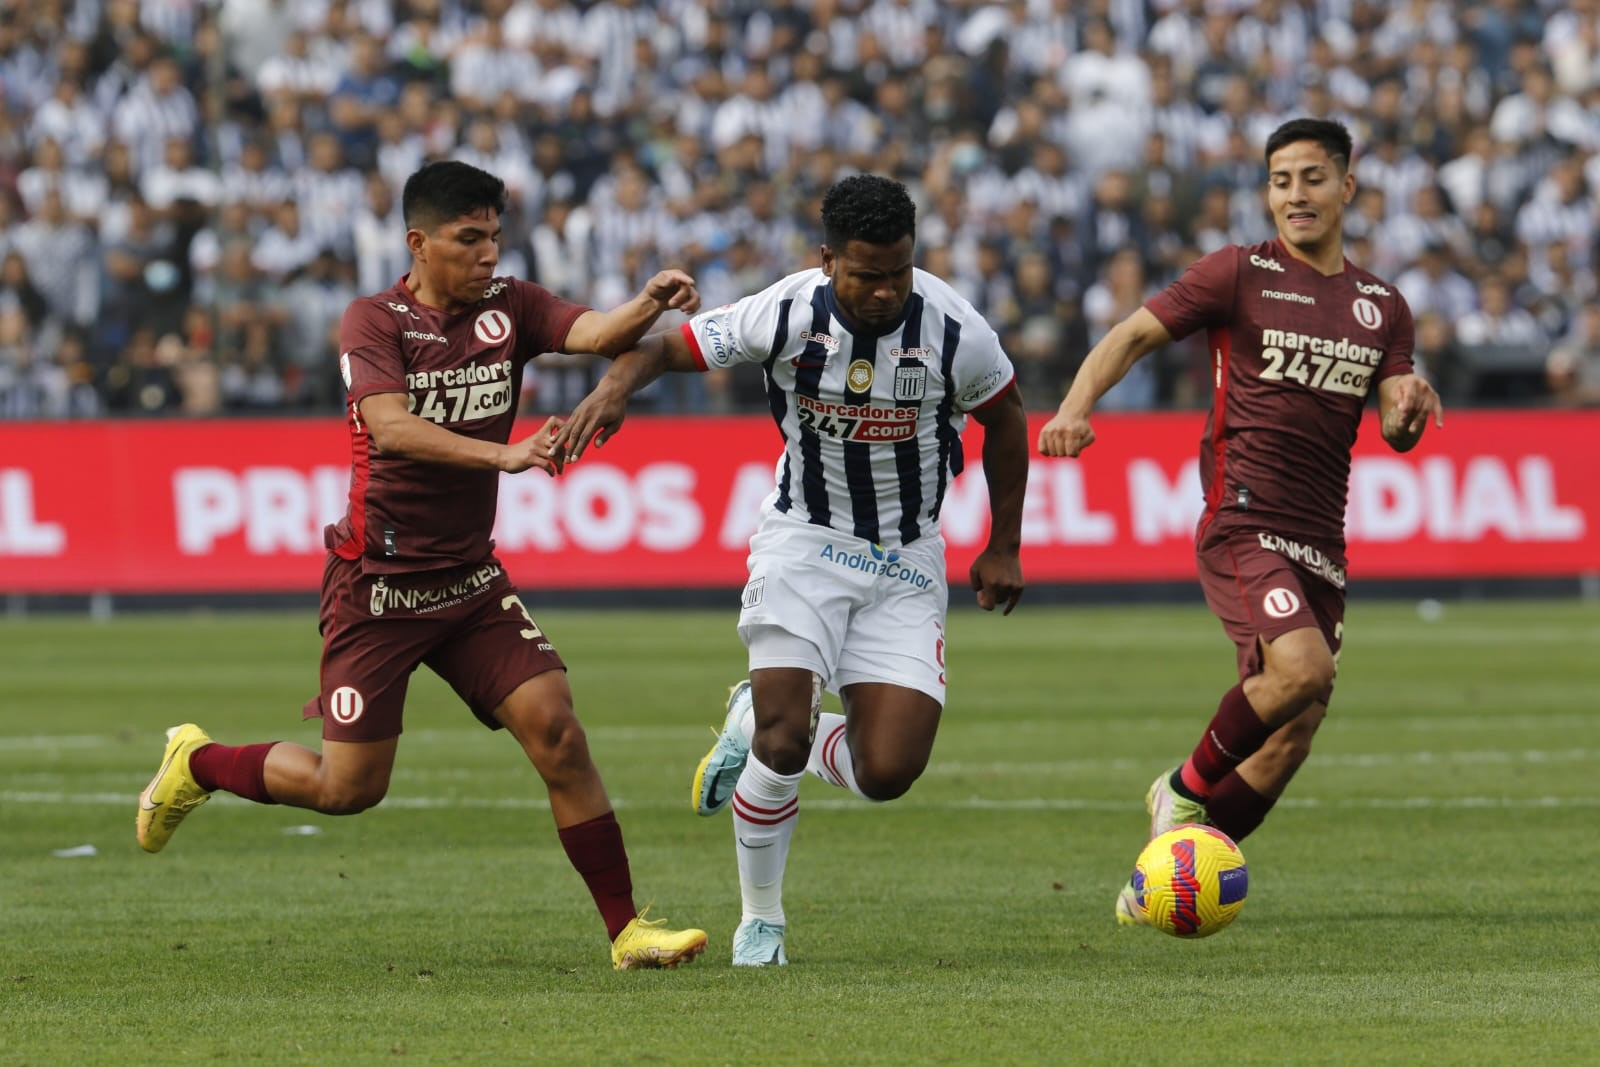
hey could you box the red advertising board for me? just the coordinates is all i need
[1,411,1595,593]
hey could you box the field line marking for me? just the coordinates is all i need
[7,791,1598,813]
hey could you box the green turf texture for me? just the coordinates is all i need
[3,599,1597,1065]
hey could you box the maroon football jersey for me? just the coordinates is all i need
[324,275,586,572]
[1145,238,1415,551]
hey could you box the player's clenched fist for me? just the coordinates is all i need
[644,269,701,315]
[1037,412,1096,458]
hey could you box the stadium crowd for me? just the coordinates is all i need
[1,0,1598,419]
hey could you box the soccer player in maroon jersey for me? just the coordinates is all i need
[1037,118,1445,925]
[135,160,708,970]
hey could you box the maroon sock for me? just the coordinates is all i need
[1179,682,1272,798]
[1205,772,1276,842]
[557,811,637,941]
[189,742,279,804]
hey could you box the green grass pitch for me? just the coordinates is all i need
[3,599,1598,1065]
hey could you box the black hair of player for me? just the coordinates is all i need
[1264,118,1354,173]
[821,175,916,251]
[402,161,509,232]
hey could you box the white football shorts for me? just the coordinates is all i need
[737,510,949,703]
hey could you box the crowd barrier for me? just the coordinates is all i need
[2,411,1595,594]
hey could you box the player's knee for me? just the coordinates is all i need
[751,723,812,775]
[1272,651,1336,708]
[852,755,925,802]
[316,780,387,815]
[523,710,592,777]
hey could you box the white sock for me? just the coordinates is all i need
[732,752,803,925]
[805,712,876,801]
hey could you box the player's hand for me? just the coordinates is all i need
[1388,374,1446,435]
[969,548,1024,615]
[1037,411,1095,457]
[644,269,701,315]
[502,416,566,477]
[552,380,628,464]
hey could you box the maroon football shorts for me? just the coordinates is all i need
[303,554,566,742]
[1195,527,1345,705]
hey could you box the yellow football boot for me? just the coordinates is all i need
[136,724,214,853]
[610,905,708,970]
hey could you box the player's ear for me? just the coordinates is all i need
[405,227,428,259]
[820,245,835,278]
[1341,170,1356,206]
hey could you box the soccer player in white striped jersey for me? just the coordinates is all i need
[556,175,1029,966]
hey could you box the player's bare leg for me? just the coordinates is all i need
[1174,627,1334,802]
[138,729,397,852]
[1240,629,1337,732]
[495,670,705,969]
[727,666,818,966]
[493,670,612,825]
[810,682,941,801]
[262,737,398,813]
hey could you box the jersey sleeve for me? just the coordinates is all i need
[1144,246,1240,341]
[1376,287,1417,382]
[511,278,588,361]
[338,298,407,406]
[680,283,786,371]
[950,314,1017,412]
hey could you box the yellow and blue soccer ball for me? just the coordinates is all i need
[1130,824,1248,938]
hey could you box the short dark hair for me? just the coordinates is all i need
[1264,117,1354,172]
[402,160,508,231]
[821,174,916,250]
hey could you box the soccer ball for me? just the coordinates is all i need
[1129,824,1248,938]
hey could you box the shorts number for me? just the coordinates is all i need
[502,595,544,640]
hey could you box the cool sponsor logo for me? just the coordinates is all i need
[1355,280,1391,296]
[1250,254,1285,272]
[818,542,936,589]
[1257,532,1347,589]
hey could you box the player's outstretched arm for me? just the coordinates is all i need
[554,329,700,463]
[969,383,1028,615]
[562,269,701,356]
[1377,372,1444,453]
[1037,307,1172,458]
[360,392,565,476]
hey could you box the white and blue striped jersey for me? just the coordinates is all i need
[681,267,1016,549]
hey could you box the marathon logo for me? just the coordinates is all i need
[403,330,448,344]
[1257,532,1346,589]
[1262,289,1315,305]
